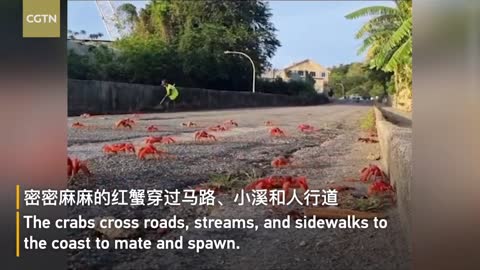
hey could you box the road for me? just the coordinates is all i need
[67,104,409,270]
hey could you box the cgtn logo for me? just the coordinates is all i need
[23,0,60,37]
[25,14,57,24]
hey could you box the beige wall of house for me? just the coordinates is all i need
[262,59,330,93]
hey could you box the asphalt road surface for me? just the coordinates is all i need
[67,104,409,270]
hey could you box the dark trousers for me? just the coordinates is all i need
[164,99,176,112]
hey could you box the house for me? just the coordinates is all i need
[261,68,283,81]
[261,59,330,93]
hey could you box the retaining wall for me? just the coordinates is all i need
[68,79,329,116]
[374,106,412,239]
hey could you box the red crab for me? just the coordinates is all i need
[358,137,379,143]
[80,113,91,118]
[115,118,135,129]
[360,164,386,182]
[67,157,91,178]
[102,143,135,154]
[194,130,217,141]
[245,175,309,197]
[121,143,136,153]
[145,136,176,144]
[208,125,228,132]
[112,143,135,152]
[72,122,86,128]
[368,180,394,195]
[270,127,286,137]
[137,144,172,160]
[298,124,315,133]
[147,125,159,132]
[271,156,291,168]
[182,121,197,127]
[102,144,122,154]
[368,179,396,202]
[224,120,238,127]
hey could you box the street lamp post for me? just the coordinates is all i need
[336,83,345,99]
[224,50,256,93]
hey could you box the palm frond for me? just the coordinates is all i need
[357,32,390,55]
[348,0,412,102]
[357,38,375,55]
[381,17,412,53]
[355,14,401,39]
[345,6,398,20]
[383,36,412,71]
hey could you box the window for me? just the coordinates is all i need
[321,72,326,78]
[298,70,304,76]
[310,71,316,77]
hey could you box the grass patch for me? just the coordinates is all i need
[239,168,262,182]
[343,196,393,212]
[360,108,376,133]
[207,169,263,191]
[208,173,241,190]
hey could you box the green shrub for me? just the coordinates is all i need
[256,77,317,96]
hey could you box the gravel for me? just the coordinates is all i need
[67,105,410,270]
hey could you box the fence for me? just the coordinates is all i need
[68,79,329,116]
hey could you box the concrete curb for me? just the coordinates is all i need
[374,106,412,239]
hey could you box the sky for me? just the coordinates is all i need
[68,1,394,68]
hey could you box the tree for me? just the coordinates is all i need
[114,36,180,84]
[327,62,392,98]
[68,49,90,79]
[256,77,317,96]
[69,30,90,39]
[68,29,75,39]
[305,73,316,87]
[116,3,139,33]
[68,1,318,98]
[117,3,138,22]
[115,0,280,91]
[346,0,412,110]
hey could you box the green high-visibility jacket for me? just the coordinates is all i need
[166,84,179,100]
